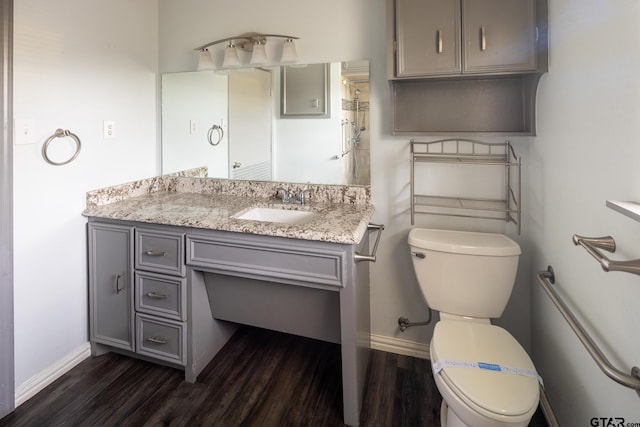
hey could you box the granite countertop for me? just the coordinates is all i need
[82,174,374,244]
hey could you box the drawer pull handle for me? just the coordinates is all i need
[436,29,443,53]
[145,250,167,257]
[147,291,169,299]
[147,336,168,345]
[114,274,124,294]
[354,223,385,263]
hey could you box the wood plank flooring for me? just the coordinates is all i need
[0,326,548,426]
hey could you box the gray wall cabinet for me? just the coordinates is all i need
[87,219,371,427]
[388,0,548,135]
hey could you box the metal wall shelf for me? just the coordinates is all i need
[410,139,521,234]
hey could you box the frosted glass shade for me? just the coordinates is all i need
[197,49,215,71]
[280,39,298,63]
[250,43,268,65]
[222,45,241,68]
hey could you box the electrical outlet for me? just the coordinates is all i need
[190,120,197,134]
[103,120,115,139]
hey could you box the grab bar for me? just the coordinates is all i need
[354,223,384,263]
[537,266,640,396]
[573,234,640,275]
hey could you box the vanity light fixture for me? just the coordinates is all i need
[222,42,242,68]
[195,32,300,70]
[280,38,298,64]
[196,48,216,71]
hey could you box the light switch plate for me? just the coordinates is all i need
[14,119,36,145]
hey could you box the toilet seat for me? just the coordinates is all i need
[430,320,539,421]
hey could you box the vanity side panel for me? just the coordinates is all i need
[340,234,371,427]
[186,268,238,383]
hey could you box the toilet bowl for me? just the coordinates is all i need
[408,228,540,427]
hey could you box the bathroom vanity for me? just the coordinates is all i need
[83,175,377,427]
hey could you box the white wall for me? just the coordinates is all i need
[531,0,640,423]
[13,0,158,387]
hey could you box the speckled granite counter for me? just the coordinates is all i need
[82,173,374,244]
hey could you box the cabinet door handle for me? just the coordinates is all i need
[480,26,487,51]
[147,336,168,345]
[114,274,124,294]
[147,291,169,299]
[145,250,167,257]
[436,30,443,53]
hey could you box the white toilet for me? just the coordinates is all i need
[408,228,540,427]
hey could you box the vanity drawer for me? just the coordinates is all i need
[135,271,186,321]
[187,234,345,289]
[135,228,185,276]
[136,313,186,365]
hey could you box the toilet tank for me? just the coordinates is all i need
[408,229,521,319]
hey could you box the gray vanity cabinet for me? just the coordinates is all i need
[88,222,188,365]
[88,222,134,351]
[394,0,537,78]
[88,218,372,426]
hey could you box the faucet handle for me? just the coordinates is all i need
[276,187,291,203]
[299,189,311,205]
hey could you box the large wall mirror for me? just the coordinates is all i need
[161,60,370,186]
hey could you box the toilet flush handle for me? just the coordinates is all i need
[411,251,425,259]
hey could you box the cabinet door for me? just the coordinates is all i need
[462,0,537,73]
[88,223,134,351]
[395,0,461,77]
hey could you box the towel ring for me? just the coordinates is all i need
[207,124,224,146]
[42,129,81,166]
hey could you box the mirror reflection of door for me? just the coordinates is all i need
[161,71,229,177]
[228,69,272,180]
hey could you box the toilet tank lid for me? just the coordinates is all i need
[408,228,521,256]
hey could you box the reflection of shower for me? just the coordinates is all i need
[341,83,368,181]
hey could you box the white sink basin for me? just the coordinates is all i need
[233,207,318,224]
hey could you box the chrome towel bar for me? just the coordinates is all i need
[537,266,640,396]
[572,234,640,275]
[354,223,384,263]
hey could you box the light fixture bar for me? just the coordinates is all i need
[194,33,300,52]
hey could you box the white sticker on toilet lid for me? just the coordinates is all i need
[433,359,544,387]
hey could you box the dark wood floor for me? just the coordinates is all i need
[0,326,548,426]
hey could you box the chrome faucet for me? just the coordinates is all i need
[276,187,294,203]
[275,188,311,205]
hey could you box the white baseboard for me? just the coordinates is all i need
[370,333,430,360]
[15,342,91,407]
